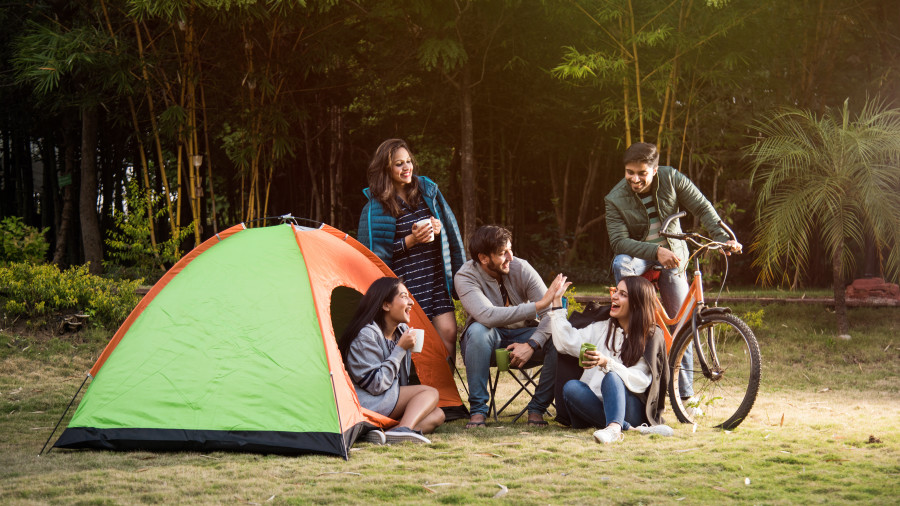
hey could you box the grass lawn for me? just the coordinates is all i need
[1,303,898,504]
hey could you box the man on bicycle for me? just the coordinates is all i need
[604,142,741,406]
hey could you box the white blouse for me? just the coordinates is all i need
[548,309,652,400]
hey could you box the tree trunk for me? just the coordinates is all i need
[1,124,13,216]
[459,64,476,246]
[832,241,850,339]
[549,156,569,266]
[79,106,103,275]
[52,124,76,266]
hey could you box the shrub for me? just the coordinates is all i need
[0,216,49,264]
[0,262,141,330]
[105,178,190,281]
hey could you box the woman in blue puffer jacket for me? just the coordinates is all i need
[359,139,465,363]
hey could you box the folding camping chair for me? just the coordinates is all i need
[486,351,554,422]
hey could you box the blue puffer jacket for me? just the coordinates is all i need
[358,176,466,298]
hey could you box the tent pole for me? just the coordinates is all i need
[39,374,90,456]
[329,372,349,460]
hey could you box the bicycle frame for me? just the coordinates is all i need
[615,255,722,382]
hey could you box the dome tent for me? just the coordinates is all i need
[53,222,463,458]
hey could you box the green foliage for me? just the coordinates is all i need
[417,38,467,71]
[745,97,900,285]
[454,299,467,334]
[12,18,131,102]
[0,217,48,264]
[105,178,190,281]
[740,308,765,329]
[0,262,141,330]
[563,286,584,318]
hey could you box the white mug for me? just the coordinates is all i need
[411,329,425,353]
[414,218,435,243]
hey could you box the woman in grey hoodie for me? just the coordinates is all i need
[339,277,445,444]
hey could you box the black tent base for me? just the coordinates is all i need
[54,424,367,458]
[441,404,469,422]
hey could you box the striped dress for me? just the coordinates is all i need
[391,198,455,319]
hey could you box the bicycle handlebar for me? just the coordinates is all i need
[659,212,740,252]
[660,212,688,239]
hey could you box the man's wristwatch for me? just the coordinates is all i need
[526,339,541,351]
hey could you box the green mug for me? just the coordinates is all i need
[495,348,510,372]
[579,343,597,368]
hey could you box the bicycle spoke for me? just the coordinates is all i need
[668,313,761,430]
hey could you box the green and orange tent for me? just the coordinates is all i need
[53,222,464,458]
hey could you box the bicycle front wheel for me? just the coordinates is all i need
[668,312,761,430]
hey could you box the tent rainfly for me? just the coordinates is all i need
[53,223,463,458]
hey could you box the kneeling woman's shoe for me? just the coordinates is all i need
[593,426,624,444]
[360,429,387,445]
[632,424,674,437]
[385,426,431,444]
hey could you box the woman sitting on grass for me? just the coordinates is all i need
[339,277,445,444]
[547,275,672,444]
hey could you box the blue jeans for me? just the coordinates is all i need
[562,374,647,429]
[612,254,693,398]
[461,323,557,417]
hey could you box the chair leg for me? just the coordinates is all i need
[496,367,539,418]
[453,363,469,396]
[488,367,501,422]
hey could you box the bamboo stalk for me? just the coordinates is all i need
[627,0,645,141]
[134,21,176,238]
[618,16,632,146]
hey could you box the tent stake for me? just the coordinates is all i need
[39,374,89,456]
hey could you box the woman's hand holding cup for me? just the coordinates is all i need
[397,328,416,350]
[582,349,608,369]
[410,220,434,245]
[430,217,442,236]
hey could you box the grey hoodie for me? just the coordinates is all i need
[346,322,411,417]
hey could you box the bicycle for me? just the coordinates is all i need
[635,211,761,430]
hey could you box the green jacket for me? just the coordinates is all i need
[604,165,729,269]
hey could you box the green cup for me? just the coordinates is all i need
[579,343,597,368]
[495,348,510,372]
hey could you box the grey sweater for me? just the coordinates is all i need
[454,258,552,347]
[346,322,411,417]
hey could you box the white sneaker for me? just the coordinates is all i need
[385,426,431,444]
[592,426,624,444]
[631,424,674,436]
[686,406,704,418]
[360,429,386,445]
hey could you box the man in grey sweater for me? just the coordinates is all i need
[455,225,567,428]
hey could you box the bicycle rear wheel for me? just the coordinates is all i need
[668,312,761,430]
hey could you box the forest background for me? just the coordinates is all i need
[1,0,898,287]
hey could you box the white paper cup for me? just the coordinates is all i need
[411,329,425,353]
[414,218,435,243]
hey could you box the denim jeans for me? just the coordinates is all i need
[612,254,693,398]
[562,374,647,430]
[461,323,557,417]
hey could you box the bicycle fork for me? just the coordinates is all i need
[692,310,718,380]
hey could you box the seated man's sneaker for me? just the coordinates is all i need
[632,424,674,437]
[592,426,624,444]
[385,426,431,444]
[360,429,386,445]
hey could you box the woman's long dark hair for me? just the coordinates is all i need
[367,138,423,218]
[605,275,658,367]
[338,277,403,365]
